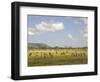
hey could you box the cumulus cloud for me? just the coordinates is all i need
[28,21,64,36]
[79,17,88,42]
[80,27,88,46]
[28,28,40,35]
[73,17,88,26]
[36,21,64,32]
[28,28,35,35]
[82,26,88,39]
[67,34,73,40]
[80,17,88,25]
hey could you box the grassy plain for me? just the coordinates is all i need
[28,48,88,67]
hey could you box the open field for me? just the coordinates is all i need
[28,48,88,67]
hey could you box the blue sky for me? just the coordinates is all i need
[27,15,88,47]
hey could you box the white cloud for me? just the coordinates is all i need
[83,26,88,39]
[81,26,88,43]
[83,33,88,38]
[67,34,73,40]
[28,21,64,36]
[28,31,34,35]
[79,17,88,41]
[79,17,88,25]
[28,27,42,35]
[74,17,88,26]
[36,21,64,32]
[28,28,34,35]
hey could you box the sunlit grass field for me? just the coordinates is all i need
[28,48,88,67]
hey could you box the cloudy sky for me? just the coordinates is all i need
[27,15,88,47]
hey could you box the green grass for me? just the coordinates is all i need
[28,48,88,67]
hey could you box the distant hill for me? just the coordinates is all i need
[28,43,50,48]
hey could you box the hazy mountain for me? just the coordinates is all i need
[28,43,50,48]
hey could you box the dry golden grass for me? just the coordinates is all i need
[28,48,88,67]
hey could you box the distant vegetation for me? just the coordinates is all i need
[28,43,87,49]
[28,43,50,49]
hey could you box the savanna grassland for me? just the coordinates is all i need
[28,48,88,67]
